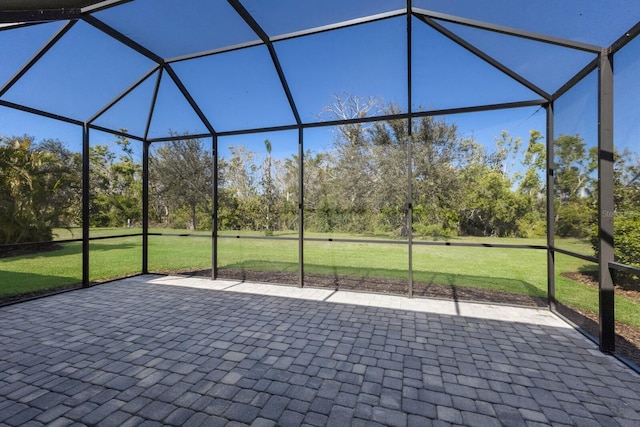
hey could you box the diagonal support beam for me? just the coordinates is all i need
[552,57,598,101]
[164,64,217,135]
[226,0,302,125]
[82,14,164,64]
[413,8,602,53]
[143,67,163,141]
[0,20,76,97]
[88,64,160,124]
[610,20,640,56]
[418,15,551,100]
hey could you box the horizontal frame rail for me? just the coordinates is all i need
[552,246,598,264]
[609,261,640,276]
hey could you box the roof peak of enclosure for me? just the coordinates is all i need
[1,1,639,139]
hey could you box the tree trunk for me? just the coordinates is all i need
[400,208,409,238]
[191,203,197,230]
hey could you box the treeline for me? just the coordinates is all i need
[212,114,599,240]
[3,101,640,262]
[0,120,612,243]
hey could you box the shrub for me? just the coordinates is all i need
[591,212,640,288]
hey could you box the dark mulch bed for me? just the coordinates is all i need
[197,268,549,307]
[0,284,82,307]
[559,271,640,368]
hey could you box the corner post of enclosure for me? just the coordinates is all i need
[298,127,304,288]
[598,48,615,353]
[546,103,555,309]
[212,135,218,280]
[82,123,90,287]
[142,139,149,274]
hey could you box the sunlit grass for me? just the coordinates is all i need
[2,228,637,331]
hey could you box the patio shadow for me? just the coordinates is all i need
[208,260,547,306]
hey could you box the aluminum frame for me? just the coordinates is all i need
[0,3,638,360]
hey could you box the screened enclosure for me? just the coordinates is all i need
[2,1,640,364]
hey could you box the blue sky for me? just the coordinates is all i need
[1,1,639,164]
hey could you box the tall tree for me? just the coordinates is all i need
[553,134,596,237]
[519,130,546,197]
[88,134,142,228]
[150,134,212,230]
[0,135,80,244]
[219,145,260,230]
[411,116,475,237]
[260,139,276,235]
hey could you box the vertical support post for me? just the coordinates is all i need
[142,139,149,274]
[82,123,90,287]
[407,0,414,297]
[298,127,305,288]
[598,48,615,353]
[407,124,413,298]
[546,103,556,309]
[212,135,218,279]
[143,70,160,276]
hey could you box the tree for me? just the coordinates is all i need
[411,116,475,237]
[492,130,523,178]
[150,134,212,230]
[0,135,80,244]
[88,133,142,228]
[34,138,82,228]
[553,134,596,237]
[591,149,640,286]
[219,145,260,230]
[515,130,547,237]
[320,94,473,237]
[260,139,276,235]
[459,162,530,237]
[300,150,335,232]
[367,115,409,236]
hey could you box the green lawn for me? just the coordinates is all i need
[2,228,638,330]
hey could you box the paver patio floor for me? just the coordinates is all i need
[1,274,640,426]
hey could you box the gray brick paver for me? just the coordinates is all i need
[277,410,305,427]
[335,391,358,408]
[259,395,290,420]
[327,405,354,426]
[96,410,135,427]
[537,406,572,425]
[494,404,527,427]
[461,410,501,427]
[302,411,328,426]
[309,397,334,415]
[5,407,42,427]
[287,398,310,414]
[3,280,640,426]
[121,396,152,414]
[137,400,176,422]
[436,405,462,424]
[224,402,260,423]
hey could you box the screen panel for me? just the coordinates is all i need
[0,109,83,297]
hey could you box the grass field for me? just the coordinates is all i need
[1,228,637,330]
